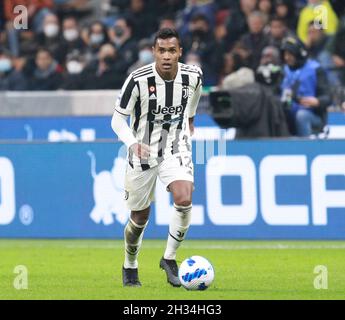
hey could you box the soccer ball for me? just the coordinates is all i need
[178,256,215,290]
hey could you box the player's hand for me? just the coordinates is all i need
[299,97,319,108]
[189,118,195,136]
[189,123,195,136]
[130,143,150,159]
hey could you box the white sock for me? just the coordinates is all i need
[124,218,148,269]
[164,203,192,260]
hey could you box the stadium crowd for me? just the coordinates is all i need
[0,0,345,137]
[0,0,344,91]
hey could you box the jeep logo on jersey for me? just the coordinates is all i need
[151,104,186,116]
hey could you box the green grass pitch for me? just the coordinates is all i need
[1,240,345,300]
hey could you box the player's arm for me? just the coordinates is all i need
[111,76,149,159]
[188,69,203,136]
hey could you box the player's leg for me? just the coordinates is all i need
[159,180,193,287]
[122,207,150,287]
[158,154,194,287]
[164,180,193,259]
[122,165,157,287]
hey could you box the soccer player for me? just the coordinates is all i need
[111,28,203,287]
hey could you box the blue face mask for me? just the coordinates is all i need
[0,59,12,73]
[139,50,154,64]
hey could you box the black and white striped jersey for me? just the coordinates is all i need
[114,62,203,170]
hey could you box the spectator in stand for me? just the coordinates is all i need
[181,13,221,86]
[274,0,297,30]
[297,0,338,44]
[239,11,270,70]
[219,46,252,87]
[220,55,255,91]
[218,52,241,85]
[4,0,53,57]
[125,0,157,40]
[158,15,177,31]
[305,21,339,85]
[260,45,281,65]
[256,46,283,93]
[268,15,294,50]
[331,20,345,85]
[36,13,62,62]
[127,38,154,75]
[60,51,86,90]
[155,0,186,17]
[82,21,110,63]
[258,0,274,18]
[29,48,63,90]
[224,0,257,50]
[213,8,230,53]
[55,16,86,65]
[82,43,124,89]
[280,36,332,136]
[108,16,137,74]
[0,49,28,90]
[54,0,93,22]
[149,14,178,44]
[177,0,217,39]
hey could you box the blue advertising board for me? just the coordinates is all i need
[0,140,345,239]
[1,112,345,141]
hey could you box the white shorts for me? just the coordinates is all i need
[124,153,194,211]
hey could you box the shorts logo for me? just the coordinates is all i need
[124,190,129,200]
[177,231,185,238]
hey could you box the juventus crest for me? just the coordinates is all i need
[182,85,189,99]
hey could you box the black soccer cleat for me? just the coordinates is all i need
[159,257,181,287]
[122,266,142,287]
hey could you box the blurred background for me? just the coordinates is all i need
[1,0,345,137]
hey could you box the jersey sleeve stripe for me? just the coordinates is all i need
[115,108,129,116]
[140,76,157,171]
[172,74,189,155]
[157,80,174,161]
[133,71,154,79]
[120,76,136,109]
[132,66,153,77]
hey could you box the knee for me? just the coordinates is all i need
[174,194,192,207]
[131,207,150,226]
[295,109,310,124]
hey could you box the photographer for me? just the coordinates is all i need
[280,36,332,137]
[211,47,289,139]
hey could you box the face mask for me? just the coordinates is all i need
[90,33,104,45]
[0,58,12,72]
[44,23,59,38]
[192,29,206,38]
[114,26,125,37]
[63,29,79,42]
[139,50,154,64]
[103,56,116,66]
[66,60,83,74]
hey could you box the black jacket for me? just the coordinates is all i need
[211,83,290,138]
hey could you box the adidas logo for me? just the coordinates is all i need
[149,93,156,100]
